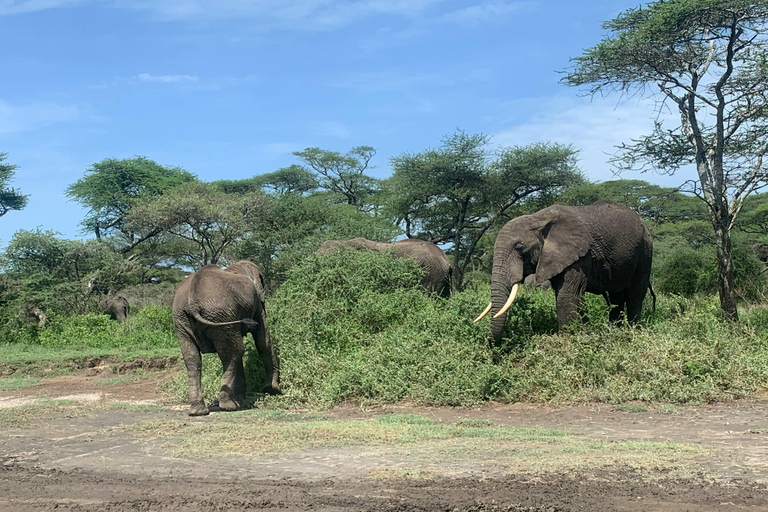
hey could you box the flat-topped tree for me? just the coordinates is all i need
[563,0,768,320]
[0,153,27,218]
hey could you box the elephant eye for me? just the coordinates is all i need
[514,243,525,253]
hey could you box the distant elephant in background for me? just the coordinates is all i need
[319,237,454,297]
[87,278,129,323]
[97,294,130,323]
[475,201,653,346]
[172,260,281,416]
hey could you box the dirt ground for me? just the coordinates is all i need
[1,364,768,511]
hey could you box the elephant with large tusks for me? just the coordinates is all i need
[172,260,281,416]
[319,237,454,297]
[475,201,654,346]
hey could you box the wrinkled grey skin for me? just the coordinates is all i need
[319,237,454,297]
[172,260,281,416]
[97,294,130,323]
[487,201,653,346]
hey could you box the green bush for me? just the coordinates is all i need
[258,250,768,407]
[33,306,176,350]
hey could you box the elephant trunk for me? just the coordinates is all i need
[489,254,524,346]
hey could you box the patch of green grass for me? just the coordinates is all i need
[0,375,40,391]
[0,345,179,378]
[0,400,87,429]
[614,404,649,413]
[129,411,571,459]
[125,409,711,478]
[95,376,137,387]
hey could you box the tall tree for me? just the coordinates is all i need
[293,146,379,207]
[386,131,583,290]
[126,182,271,268]
[0,153,28,218]
[66,156,196,249]
[253,165,319,195]
[563,0,768,320]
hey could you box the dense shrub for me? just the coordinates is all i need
[31,305,176,350]
[255,251,768,407]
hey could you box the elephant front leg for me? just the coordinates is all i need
[607,291,627,323]
[553,270,587,331]
[178,332,208,416]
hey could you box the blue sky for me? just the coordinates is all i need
[0,0,690,245]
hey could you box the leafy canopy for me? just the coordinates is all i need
[563,0,768,320]
[66,156,196,240]
[0,153,27,218]
[385,130,583,289]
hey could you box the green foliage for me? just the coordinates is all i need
[236,194,400,290]
[293,146,379,207]
[563,0,768,319]
[653,230,768,299]
[253,165,319,195]
[559,180,706,224]
[66,156,196,240]
[385,131,583,288]
[224,250,768,408]
[0,230,143,326]
[30,306,176,350]
[126,182,272,267]
[0,152,27,218]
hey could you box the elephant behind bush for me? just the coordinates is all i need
[319,237,453,297]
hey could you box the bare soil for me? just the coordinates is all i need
[1,364,767,511]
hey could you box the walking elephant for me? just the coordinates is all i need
[319,237,453,297]
[474,201,654,346]
[172,260,280,416]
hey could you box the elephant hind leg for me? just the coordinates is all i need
[212,327,246,411]
[176,323,208,416]
[251,308,281,395]
[625,273,651,324]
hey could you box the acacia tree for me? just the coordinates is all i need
[386,131,583,290]
[563,0,768,320]
[66,157,196,250]
[126,182,272,268]
[293,146,379,208]
[0,153,27,218]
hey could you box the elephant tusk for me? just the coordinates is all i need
[492,283,519,319]
[473,302,493,323]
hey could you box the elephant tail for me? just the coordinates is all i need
[191,311,259,330]
[648,283,657,312]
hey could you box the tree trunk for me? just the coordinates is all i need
[714,222,738,321]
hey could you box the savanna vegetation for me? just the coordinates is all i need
[3,0,768,409]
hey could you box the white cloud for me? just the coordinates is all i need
[329,68,492,93]
[137,73,199,83]
[116,0,444,27]
[438,1,532,27]
[492,95,692,186]
[0,100,80,137]
[0,0,86,15]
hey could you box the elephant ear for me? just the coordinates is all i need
[534,208,592,284]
